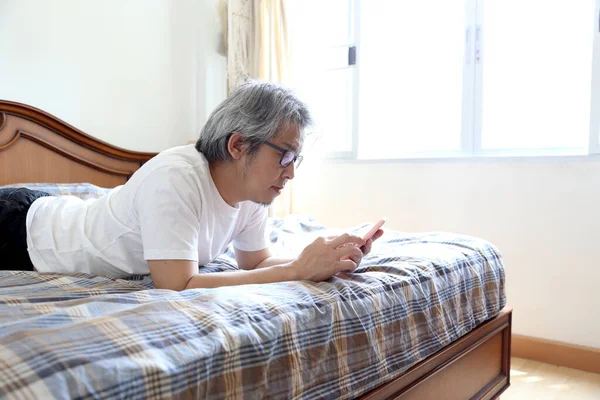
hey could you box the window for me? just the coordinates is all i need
[289,0,357,157]
[290,0,600,159]
[480,1,594,152]
[358,0,468,158]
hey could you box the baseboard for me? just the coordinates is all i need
[512,334,600,375]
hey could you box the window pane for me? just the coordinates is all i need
[289,0,350,47]
[292,68,354,154]
[316,69,354,152]
[358,0,467,158]
[288,0,353,155]
[481,0,594,149]
[321,0,351,46]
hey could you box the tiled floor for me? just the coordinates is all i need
[502,357,600,400]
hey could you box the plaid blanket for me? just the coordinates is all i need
[0,215,506,400]
[0,182,111,200]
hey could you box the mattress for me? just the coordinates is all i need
[0,215,506,399]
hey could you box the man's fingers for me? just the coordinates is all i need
[361,239,372,255]
[335,245,363,261]
[361,230,383,255]
[335,259,357,273]
[372,229,384,241]
[329,233,365,248]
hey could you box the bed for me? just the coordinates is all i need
[0,100,512,399]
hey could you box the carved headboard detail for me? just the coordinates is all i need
[0,101,157,187]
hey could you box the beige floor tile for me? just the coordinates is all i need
[502,358,600,400]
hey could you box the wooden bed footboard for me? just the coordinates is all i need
[360,307,512,400]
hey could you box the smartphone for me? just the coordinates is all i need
[361,218,387,241]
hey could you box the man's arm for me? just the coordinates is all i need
[148,260,296,291]
[148,233,367,291]
[148,253,297,291]
[234,247,295,270]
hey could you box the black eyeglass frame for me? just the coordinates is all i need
[264,141,303,168]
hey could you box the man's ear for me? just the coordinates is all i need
[227,132,247,160]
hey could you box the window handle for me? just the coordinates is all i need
[348,46,357,66]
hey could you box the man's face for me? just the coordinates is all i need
[243,125,303,206]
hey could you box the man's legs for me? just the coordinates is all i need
[0,188,50,271]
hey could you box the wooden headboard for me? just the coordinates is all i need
[0,100,157,187]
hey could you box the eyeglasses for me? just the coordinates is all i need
[264,141,303,168]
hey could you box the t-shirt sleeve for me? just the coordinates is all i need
[134,165,201,262]
[232,205,270,252]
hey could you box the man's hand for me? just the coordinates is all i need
[290,234,365,282]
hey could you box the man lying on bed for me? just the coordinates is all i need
[0,80,383,290]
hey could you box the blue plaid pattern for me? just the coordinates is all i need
[0,214,506,399]
[1,183,111,200]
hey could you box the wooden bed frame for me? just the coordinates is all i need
[0,101,155,186]
[0,100,512,400]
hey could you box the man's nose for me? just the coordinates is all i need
[282,162,295,180]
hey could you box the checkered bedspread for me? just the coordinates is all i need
[0,215,506,399]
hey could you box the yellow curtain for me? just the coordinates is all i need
[252,0,291,85]
[224,0,293,217]
[253,0,292,218]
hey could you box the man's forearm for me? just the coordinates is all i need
[254,256,295,270]
[185,264,296,289]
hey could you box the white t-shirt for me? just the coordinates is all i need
[26,145,270,278]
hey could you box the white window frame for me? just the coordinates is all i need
[328,0,600,160]
[323,0,359,159]
[590,0,600,155]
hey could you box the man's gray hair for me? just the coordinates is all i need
[195,80,313,164]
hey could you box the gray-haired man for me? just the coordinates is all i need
[1,81,382,290]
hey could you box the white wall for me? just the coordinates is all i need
[0,0,226,152]
[196,0,227,137]
[292,157,600,349]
